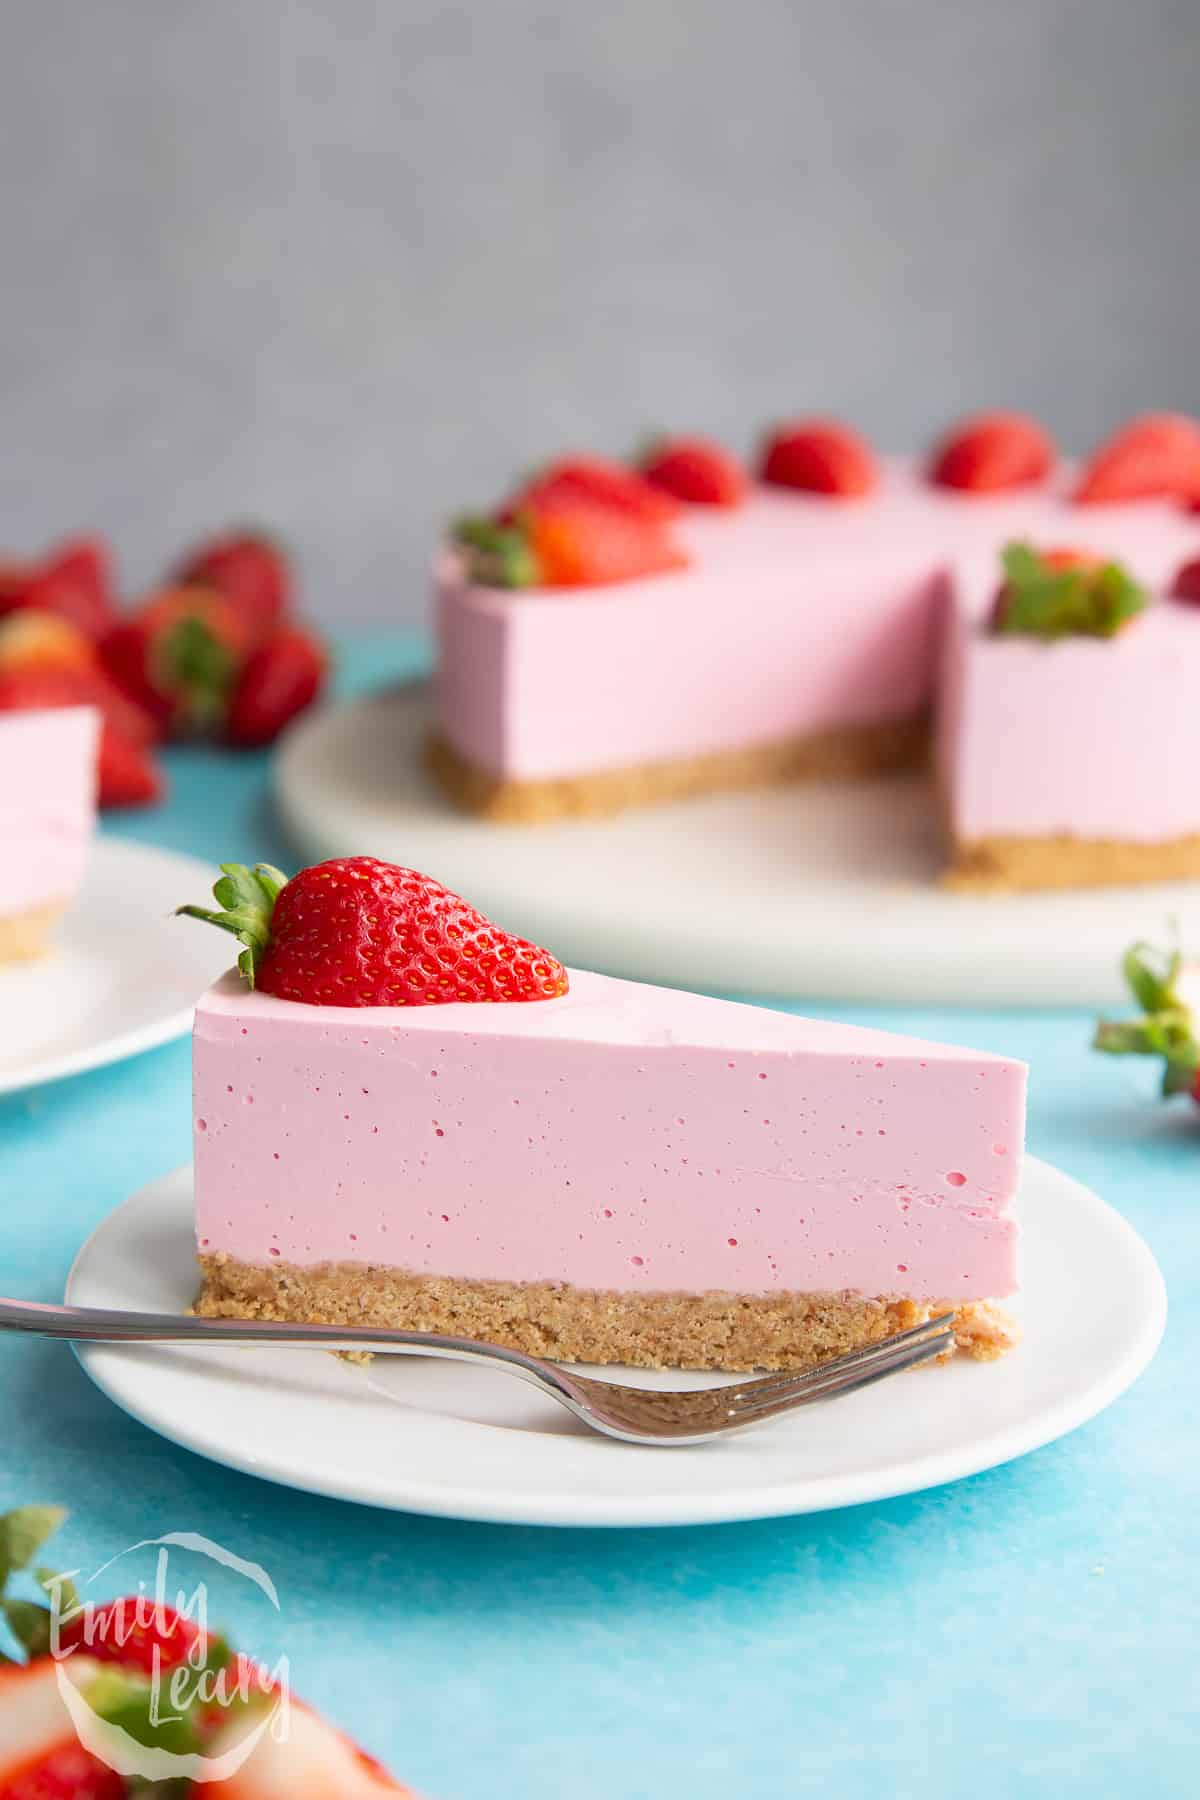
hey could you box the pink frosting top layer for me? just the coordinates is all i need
[194,969,1025,1301]
[435,459,1200,781]
[939,561,1200,841]
[0,707,99,916]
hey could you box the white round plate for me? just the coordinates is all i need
[0,840,233,1095]
[274,685,1200,1007]
[68,1159,1164,1529]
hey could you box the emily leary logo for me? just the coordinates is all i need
[43,1531,291,1784]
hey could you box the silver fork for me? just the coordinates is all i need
[0,1298,955,1447]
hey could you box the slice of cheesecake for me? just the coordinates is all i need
[938,547,1200,891]
[0,706,99,960]
[184,859,1025,1371]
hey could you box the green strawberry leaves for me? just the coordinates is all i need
[0,1504,67,1663]
[452,515,541,588]
[1094,940,1200,1098]
[176,862,289,986]
[995,542,1147,640]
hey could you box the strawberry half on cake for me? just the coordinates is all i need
[0,706,99,960]
[182,857,1026,1370]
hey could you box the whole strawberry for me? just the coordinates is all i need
[175,530,291,641]
[178,857,571,1006]
[100,587,252,736]
[56,1598,205,1675]
[226,626,327,747]
[0,535,116,640]
[1094,941,1200,1104]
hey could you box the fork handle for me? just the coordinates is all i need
[0,1295,556,1383]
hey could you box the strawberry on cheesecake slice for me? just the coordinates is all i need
[182,857,1025,1370]
[0,706,99,960]
[938,542,1200,890]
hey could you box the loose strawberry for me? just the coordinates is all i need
[0,612,96,675]
[991,541,1146,639]
[928,411,1055,493]
[178,857,571,1006]
[175,531,291,641]
[639,435,747,507]
[0,537,116,640]
[1168,554,1200,603]
[207,1698,415,1797]
[456,504,688,589]
[57,1599,204,1676]
[93,730,163,810]
[1095,942,1200,1104]
[0,669,163,810]
[759,419,878,497]
[225,627,327,748]
[502,454,678,523]
[100,587,252,736]
[0,1737,125,1800]
[1074,413,1200,504]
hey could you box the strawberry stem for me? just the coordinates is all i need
[1094,939,1200,1097]
[995,542,1146,639]
[176,862,288,986]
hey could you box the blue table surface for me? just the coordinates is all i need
[2,634,1197,1800]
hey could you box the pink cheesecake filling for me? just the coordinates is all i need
[939,562,1200,842]
[0,707,99,916]
[194,969,1025,1301]
[435,460,1200,782]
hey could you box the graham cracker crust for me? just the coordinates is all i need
[943,832,1200,893]
[0,900,64,961]
[196,1253,1016,1371]
[427,716,929,823]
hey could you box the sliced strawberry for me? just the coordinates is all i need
[456,503,687,589]
[639,435,747,507]
[502,454,678,523]
[0,1658,122,1800]
[175,531,291,640]
[0,612,97,675]
[226,628,327,748]
[759,419,878,497]
[0,1739,125,1800]
[207,1697,414,1797]
[101,588,252,736]
[1074,413,1200,504]
[928,411,1055,493]
[1168,554,1200,603]
[178,857,570,1006]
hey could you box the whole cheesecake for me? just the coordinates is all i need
[0,706,99,959]
[430,414,1200,891]
[184,857,1026,1370]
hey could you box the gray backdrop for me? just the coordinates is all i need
[1,0,1197,626]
